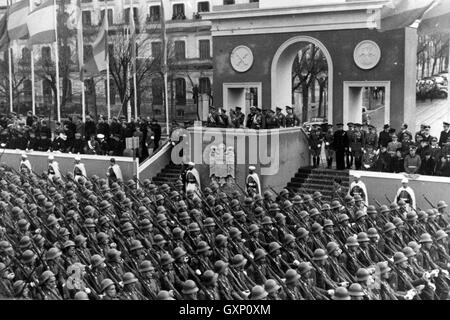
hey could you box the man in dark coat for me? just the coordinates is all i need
[439,122,450,149]
[332,123,348,170]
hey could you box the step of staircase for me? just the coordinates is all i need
[152,163,183,186]
[286,166,350,201]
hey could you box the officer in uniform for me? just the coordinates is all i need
[47,155,61,181]
[345,123,355,169]
[349,124,365,170]
[19,153,32,175]
[285,106,300,127]
[106,158,122,186]
[275,107,286,128]
[73,156,87,183]
[332,123,349,170]
[235,107,245,128]
[265,109,279,129]
[439,122,450,148]
[324,125,334,169]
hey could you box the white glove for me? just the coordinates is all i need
[242,290,251,297]
[442,270,449,277]
[293,260,300,267]
[340,282,349,287]
[429,283,436,291]
[195,269,201,276]
[327,289,335,296]
[85,288,91,294]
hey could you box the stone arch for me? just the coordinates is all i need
[271,35,333,123]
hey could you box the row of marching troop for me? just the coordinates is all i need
[0,151,449,300]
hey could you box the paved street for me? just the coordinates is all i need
[416,98,450,137]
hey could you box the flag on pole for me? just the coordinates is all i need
[419,0,450,33]
[0,13,10,52]
[66,0,83,72]
[82,16,107,76]
[26,0,57,45]
[130,4,137,118]
[380,0,436,32]
[7,0,29,40]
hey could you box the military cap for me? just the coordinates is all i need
[139,261,155,273]
[130,240,144,251]
[393,252,408,264]
[160,253,174,266]
[366,205,377,215]
[244,197,253,205]
[202,270,218,285]
[356,268,370,282]
[231,254,247,267]
[250,285,268,300]
[344,195,354,203]
[106,249,122,262]
[310,208,320,217]
[21,250,36,264]
[311,223,323,234]
[248,224,259,234]
[156,214,167,223]
[348,283,364,297]
[355,210,367,221]
[100,279,115,293]
[408,241,421,252]
[203,217,215,227]
[39,270,55,285]
[188,222,200,232]
[284,234,296,245]
[154,234,166,245]
[357,232,369,243]
[338,214,350,222]
[321,204,331,211]
[96,232,109,243]
[323,219,334,228]
[214,260,229,274]
[155,194,165,202]
[234,210,246,219]
[284,269,300,284]
[17,219,29,230]
[122,272,138,285]
[384,222,396,233]
[296,227,309,239]
[426,209,436,217]
[58,228,71,237]
[435,230,448,241]
[292,195,303,204]
[84,218,96,228]
[419,233,432,243]
[417,211,428,222]
[156,290,175,300]
[63,240,75,249]
[196,241,211,254]
[437,201,448,210]
[367,228,378,238]
[74,235,87,246]
[254,248,267,261]
[215,234,228,247]
[402,246,416,258]
[261,216,273,225]
[230,199,240,208]
[222,212,233,224]
[264,279,281,294]
[303,194,312,201]
[346,236,359,247]
[99,200,111,211]
[392,217,403,227]
[312,248,328,261]
[269,203,280,213]
[326,242,339,254]
[331,200,341,210]
[313,191,322,199]
[397,199,406,206]
[172,227,184,238]
[182,280,199,295]
[229,227,242,239]
[45,247,62,260]
[353,194,363,202]
[298,262,314,275]
[178,211,190,221]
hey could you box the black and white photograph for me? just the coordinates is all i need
[0,0,449,307]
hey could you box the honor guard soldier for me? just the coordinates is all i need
[332,123,349,170]
[184,162,201,193]
[285,106,299,127]
[395,178,416,211]
[235,106,245,128]
[47,155,61,181]
[73,155,87,183]
[246,166,261,197]
[275,107,286,128]
[107,158,122,186]
[19,153,32,174]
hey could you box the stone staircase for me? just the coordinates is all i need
[286,167,350,202]
[152,162,184,185]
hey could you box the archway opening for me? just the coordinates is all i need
[271,36,332,124]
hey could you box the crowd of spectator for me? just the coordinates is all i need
[0,112,162,162]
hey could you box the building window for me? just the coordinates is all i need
[82,11,91,26]
[43,79,52,105]
[177,109,184,117]
[23,79,32,103]
[172,3,186,20]
[174,41,185,60]
[100,9,113,25]
[124,7,139,25]
[197,1,210,12]
[41,46,51,63]
[152,78,163,105]
[199,40,210,59]
[148,5,160,22]
[21,47,31,64]
[223,0,234,4]
[83,45,93,62]
[199,77,211,94]
[151,42,162,58]
[175,78,186,105]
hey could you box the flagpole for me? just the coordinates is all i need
[8,46,13,113]
[130,0,137,120]
[161,0,169,136]
[29,0,35,115]
[105,2,111,120]
[53,0,60,122]
[80,15,85,122]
